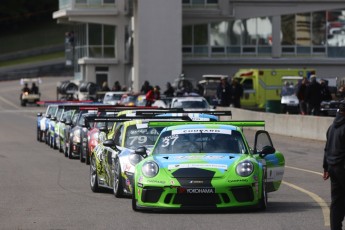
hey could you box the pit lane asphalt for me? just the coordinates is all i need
[0,77,331,230]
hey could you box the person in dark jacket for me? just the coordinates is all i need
[305,75,322,115]
[296,77,309,115]
[141,81,153,94]
[216,77,232,107]
[323,102,345,230]
[163,82,175,97]
[230,78,244,108]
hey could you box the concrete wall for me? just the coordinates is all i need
[219,107,334,141]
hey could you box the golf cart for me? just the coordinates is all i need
[20,78,41,106]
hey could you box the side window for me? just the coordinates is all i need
[113,125,124,146]
[242,79,253,90]
[72,112,80,125]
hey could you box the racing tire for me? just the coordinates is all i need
[68,144,73,159]
[258,180,267,211]
[50,138,53,148]
[85,154,90,165]
[113,158,124,198]
[36,129,40,142]
[64,145,68,158]
[90,155,100,193]
[59,140,63,153]
[131,184,138,211]
[53,139,57,150]
[39,131,43,142]
[80,148,85,163]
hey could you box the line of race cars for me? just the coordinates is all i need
[36,102,285,212]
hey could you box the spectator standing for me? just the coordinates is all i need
[112,81,122,91]
[231,78,244,108]
[31,83,39,94]
[195,83,204,96]
[163,82,175,97]
[145,85,160,106]
[320,79,333,101]
[141,81,153,94]
[305,75,322,115]
[323,102,345,230]
[216,77,232,106]
[296,77,309,115]
[101,81,110,91]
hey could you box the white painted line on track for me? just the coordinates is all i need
[285,165,323,176]
[284,165,329,227]
[282,181,330,227]
[0,96,20,109]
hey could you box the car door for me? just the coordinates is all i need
[253,130,285,193]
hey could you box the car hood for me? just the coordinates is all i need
[153,153,242,178]
[281,95,299,104]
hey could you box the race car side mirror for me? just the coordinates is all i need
[103,139,116,148]
[135,146,148,158]
[99,126,108,134]
[259,145,276,158]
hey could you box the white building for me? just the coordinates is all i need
[53,0,345,91]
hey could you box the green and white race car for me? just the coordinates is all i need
[131,121,285,211]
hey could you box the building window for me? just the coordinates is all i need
[88,24,116,58]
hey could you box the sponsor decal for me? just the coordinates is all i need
[178,187,215,194]
[228,179,248,183]
[136,123,148,129]
[189,180,204,184]
[137,183,143,188]
[147,179,165,184]
[138,176,144,183]
[168,163,227,170]
[175,155,225,160]
[170,180,175,185]
[172,129,232,135]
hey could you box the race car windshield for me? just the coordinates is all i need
[124,125,164,150]
[173,100,209,109]
[152,129,247,154]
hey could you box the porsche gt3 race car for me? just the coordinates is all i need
[90,119,165,196]
[131,121,285,211]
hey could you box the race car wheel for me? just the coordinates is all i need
[131,183,138,211]
[68,144,73,159]
[90,155,100,192]
[39,131,43,142]
[53,139,57,150]
[258,179,267,211]
[59,140,63,153]
[36,129,40,141]
[64,145,68,158]
[113,158,124,198]
[80,148,85,163]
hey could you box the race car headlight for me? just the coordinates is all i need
[142,161,159,178]
[236,160,254,177]
[72,129,81,143]
[129,153,143,166]
[98,132,106,142]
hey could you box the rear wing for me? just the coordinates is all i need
[36,100,94,106]
[84,116,194,123]
[148,120,265,128]
[95,107,183,113]
[135,110,231,117]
